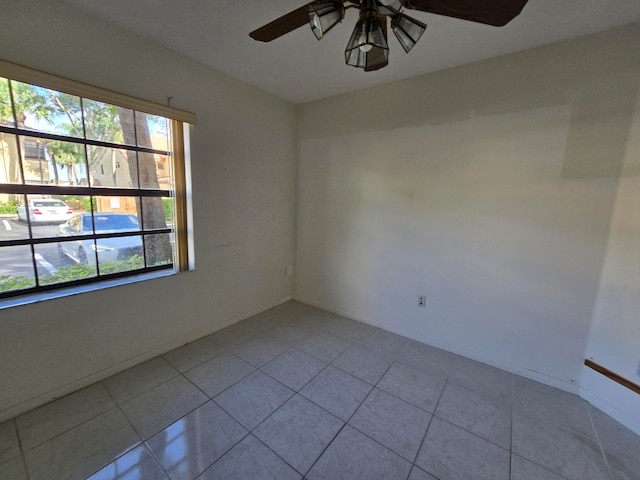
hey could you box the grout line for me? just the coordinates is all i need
[109,373,207,442]
[141,442,183,480]
[193,335,317,478]
[76,388,147,480]
[13,418,31,480]
[12,416,24,456]
[256,346,328,391]
[180,370,220,404]
[585,402,615,480]
[190,431,254,478]
[509,370,514,479]
[143,346,267,479]
[510,379,594,480]
[14,384,118,454]
[163,339,228,375]
[181,354,257,404]
[302,356,398,476]
[246,432,304,478]
[409,359,452,476]
[20,453,31,480]
[227,318,397,477]
[103,357,181,404]
[102,384,144,442]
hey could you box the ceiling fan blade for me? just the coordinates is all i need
[250,3,314,42]
[404,0,529,26]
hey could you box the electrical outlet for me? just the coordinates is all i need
[417,295,426,307]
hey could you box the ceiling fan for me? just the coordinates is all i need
[250,0,529,71]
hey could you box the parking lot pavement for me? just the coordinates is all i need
[0,218,74,278]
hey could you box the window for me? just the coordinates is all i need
[0,60,195,300]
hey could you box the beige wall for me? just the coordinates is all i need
[0,0,296,420]
[296,24,640,433]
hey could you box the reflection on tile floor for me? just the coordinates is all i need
[2,301,639,480]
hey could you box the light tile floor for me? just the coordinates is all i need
[1,301,639,480]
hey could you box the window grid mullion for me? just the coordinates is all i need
[0,263,174,300]
[29,243,40,289]
[1,228,172,248]
[0,125,171,157]
[132,112,148,268]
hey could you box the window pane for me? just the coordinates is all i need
[12,81,83,138]
[18,191,73,231]
[36,241,97,285]
[141,197,169,231]
[138,152,172,190]
[137,113,170,151]
[93,212,140,232]
[0,77,14,127]
[93,196,141,229]
[21,137,88,186]
[0,133,23,184]
[144,233,173,267]
[0,193,26,240]
[97,234,143,274]
[83,99,135,146]
[52,239,99,276]
[32,195,90,239]
[0,245,36,292]
[88,146,137,188]
[19,137,48,185]
[21,194,74,234]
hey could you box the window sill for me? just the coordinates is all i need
[0,269,176,310]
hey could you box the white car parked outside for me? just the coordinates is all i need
[58,213,143,265]
[17,199,73,224]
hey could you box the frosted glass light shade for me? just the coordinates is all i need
[391,12,426,52]
[345,16,389,70]
[376,0,402,16]
[309,1,344,40]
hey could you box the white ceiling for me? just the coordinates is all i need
[61,0,640,104]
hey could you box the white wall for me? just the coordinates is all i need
[0,0,296,420]
[581,108,640,433]
[296,24,640,432]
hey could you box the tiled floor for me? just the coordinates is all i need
[1,301,639,480]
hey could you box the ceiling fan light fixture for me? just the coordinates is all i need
[391,12,426,52]
[251,0,530,70]
[345,14,389,70]
[309,1,345,40]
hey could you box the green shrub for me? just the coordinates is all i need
[39,263,96,285]
[0,201,18,215]
[58,196,92,213]
[98,254,144,274]
[0,275,35,292]
[40,255,145,284]
[1,255,146,292]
